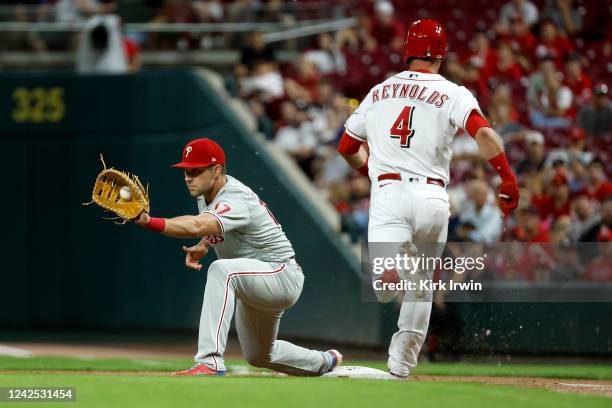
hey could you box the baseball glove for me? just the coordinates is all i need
[84,155,150,223]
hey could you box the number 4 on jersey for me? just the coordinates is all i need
[390,106,415,148]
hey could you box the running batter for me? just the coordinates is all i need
[134,138,342,376]
[338,20,519,378]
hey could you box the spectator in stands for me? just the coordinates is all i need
[544,127,593,170]
[489,42,524,83]
[308,79,342,145]
[240,60,284,101]
[461,62,490,107]
[516,131,546,175]
[529,68,573,128]
[234,32,278,98]
[563,52,592,109]
[580,195,612,243]
[456,180,503,243]
[237,31,276,74]
[303,33,347,76]
[501,16,537,67]
[489,83,522,136]
[285,56,321,103]
[535,19,574,68]
[274,100,318,177]
[527,56,556,109]
[542,0,582,36]
[586,158,612,202]
[367,0,405,52]
[491,103,523,138]
[578,84,611,138]
[565,127,593,164]
[550,215,572,243]
[534,173,572,221]
[75,14,127,73]
[55,0,115,23]
[466,31,497,75]
[568,156,589,193]
[497,0,539,34]
[582,243,612,281]
[509,205,550,242]
[570,193,600,242]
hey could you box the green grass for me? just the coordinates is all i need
[1,356,611,380]
[0,374,610,408]
[0,356,611,407]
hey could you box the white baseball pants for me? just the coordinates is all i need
[368,178,450,377]
[194,258,329,375]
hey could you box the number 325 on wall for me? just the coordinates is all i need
[12,87,65,123]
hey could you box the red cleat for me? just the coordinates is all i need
[171,363,226,376]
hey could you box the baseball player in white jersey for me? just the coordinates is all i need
[133,138,342,376]
[338,20,519,378]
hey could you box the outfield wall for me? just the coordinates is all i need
[0,69,382,345]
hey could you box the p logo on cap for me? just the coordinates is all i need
[171,138,226,169]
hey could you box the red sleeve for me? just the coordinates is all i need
[465,109,491,137]
[337,131,363,155]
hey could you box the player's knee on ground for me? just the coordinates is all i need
[244,349,274,368]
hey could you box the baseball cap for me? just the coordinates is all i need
[375,0,394,16]
[525,130,544,145]
[593,83,608,96]
[171,138,226,168]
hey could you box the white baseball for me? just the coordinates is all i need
[119,186,132,201]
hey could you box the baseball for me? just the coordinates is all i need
[119,186,132,201]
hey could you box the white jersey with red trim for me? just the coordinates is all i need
[344,70,482,184]
[197,175,295,262]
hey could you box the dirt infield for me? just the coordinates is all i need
[412,375,612,398]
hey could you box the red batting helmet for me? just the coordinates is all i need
[403,19,447,62]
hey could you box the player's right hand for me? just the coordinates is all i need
[498,176,520,216]
[182,244,208,271]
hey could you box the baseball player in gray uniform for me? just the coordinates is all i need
[134,138,342,376]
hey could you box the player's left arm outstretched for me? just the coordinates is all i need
[133,211,222,238]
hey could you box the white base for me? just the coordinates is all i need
[0,345,32,358]
[322,366,403,380]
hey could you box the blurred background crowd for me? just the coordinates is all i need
[2,0,610,277]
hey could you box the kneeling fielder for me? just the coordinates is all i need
[135,138,341,376]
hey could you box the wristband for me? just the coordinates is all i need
[144,216,166,233]
[358,158,369,177]
[488,152,514,180]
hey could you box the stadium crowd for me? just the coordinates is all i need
[229,0,612,258]
[4,0,610,279]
